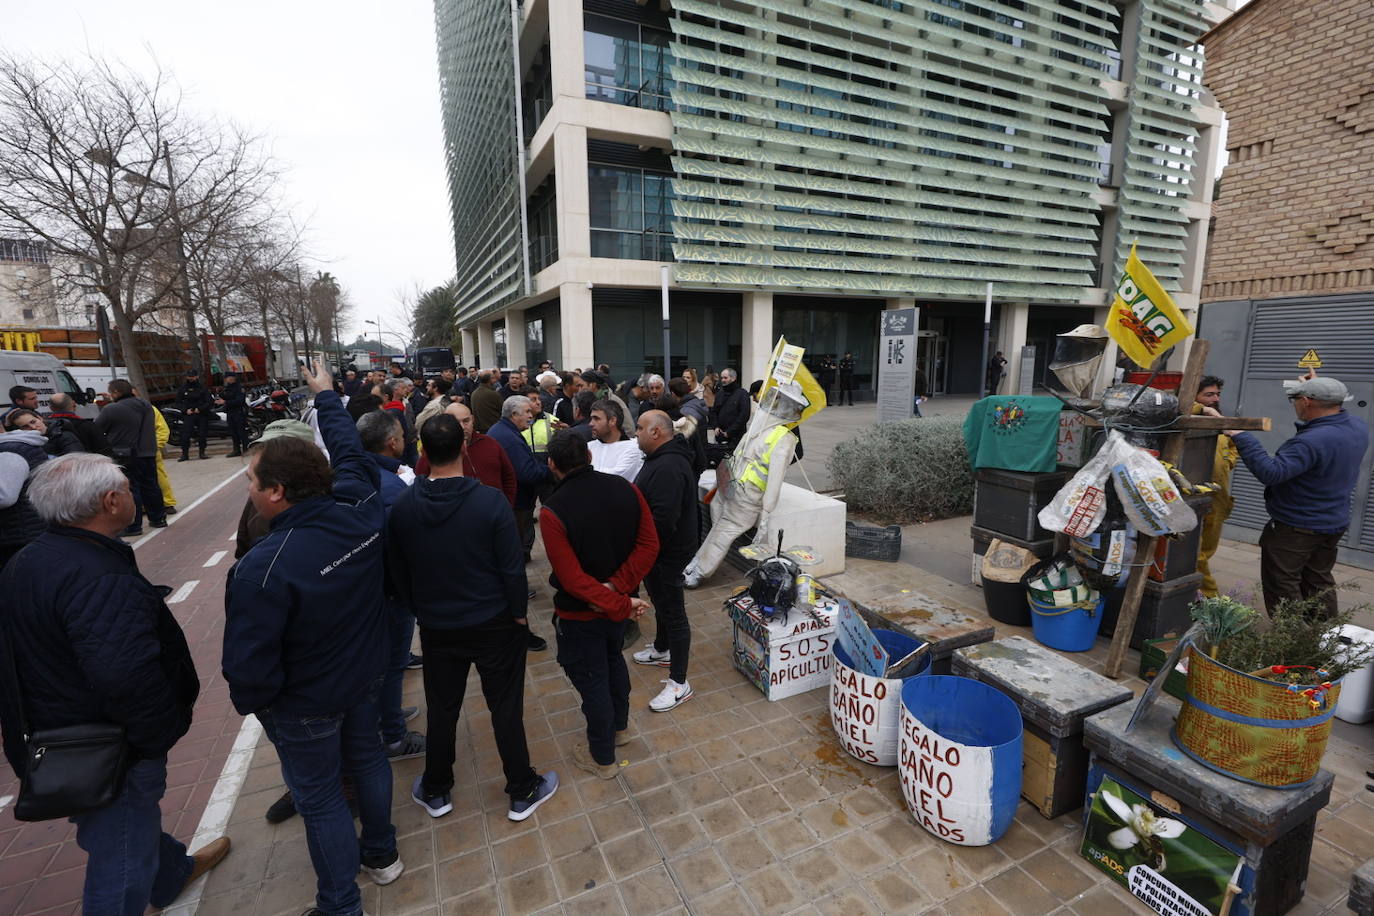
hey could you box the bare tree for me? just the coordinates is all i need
[0,52,281,394]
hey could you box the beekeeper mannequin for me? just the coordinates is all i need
[684,381,807,588]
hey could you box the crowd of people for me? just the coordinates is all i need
[0,355,776,915]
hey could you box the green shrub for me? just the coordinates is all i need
[827,416,974,524]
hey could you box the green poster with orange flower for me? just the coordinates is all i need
[1081,776,1244,916]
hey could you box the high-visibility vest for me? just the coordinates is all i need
[736,425,791,491]
[522,417,554,455]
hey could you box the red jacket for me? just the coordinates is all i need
[415,431,516,507]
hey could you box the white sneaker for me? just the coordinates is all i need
[649,679,693,713]
[683,562,702,589]
[632,644,671,667]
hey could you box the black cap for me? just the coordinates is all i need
[185,368,199,377]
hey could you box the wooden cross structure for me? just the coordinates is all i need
[1074,340,1272,679]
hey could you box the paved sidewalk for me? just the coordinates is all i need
[0,440,250,915]
[196,524,1373,915]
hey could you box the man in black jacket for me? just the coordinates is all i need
[217,372,249,457]
[0,453,229,910]
[386,415,558,822]
[714,368,751,453]
[631,411,699,711]
[174,368,211,461]
[94,379,167,535]
[223,359,403,911]
[46,392,107,454]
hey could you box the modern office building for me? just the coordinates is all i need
[435,0,1235,395]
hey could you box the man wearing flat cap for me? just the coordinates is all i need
[1227,373,1370,619]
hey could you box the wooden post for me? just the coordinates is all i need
[1103,340,1210,679]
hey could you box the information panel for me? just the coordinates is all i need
[877,307,919,424]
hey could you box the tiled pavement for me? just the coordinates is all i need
[0,444,251,914]
[195,519,1374,916]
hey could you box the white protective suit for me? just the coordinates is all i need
[684,384,803,585]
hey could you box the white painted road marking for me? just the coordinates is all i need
[168,580,199,604]
[228,531,238,541]
[204,551,227,568]
[133,468,245,552]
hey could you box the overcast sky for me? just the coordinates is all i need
[6,1,453,346]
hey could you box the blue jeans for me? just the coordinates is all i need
[258,682,396,916]
[71,756,193,914]
[381,599,415,745]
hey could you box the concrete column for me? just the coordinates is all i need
[505,307,528,368]
[555,123,591,259]
[547,0,585,101]
[741,291,774,378]
[996,302,1030,394]
[459,328,476,366]
[1093,304,1121,392]
[885,297,916,311]
[560,281,594,370]
[477,320,496,370]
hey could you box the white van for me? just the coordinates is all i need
[1,349,100,419]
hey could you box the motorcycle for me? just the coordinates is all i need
[244,381,301,443]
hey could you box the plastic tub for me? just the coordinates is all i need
[1029,592,1103,652]
[1334,624,1374,725]
[898,675,1023,846]
[832,630,931,766]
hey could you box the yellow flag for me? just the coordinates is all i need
[761,336,827,425]
[1105,244,1194,368]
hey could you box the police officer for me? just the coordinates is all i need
[176,368,212,461]
[837,352,856,406]
[217,372,249,458]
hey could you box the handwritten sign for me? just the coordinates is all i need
[836,601,887,678]
[831,659,902,766]
[728,593,837,701]
[899,705,995,846]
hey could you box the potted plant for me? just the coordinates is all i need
[1174,592,1373,788]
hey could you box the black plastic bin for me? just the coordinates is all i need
[845,521,902,562]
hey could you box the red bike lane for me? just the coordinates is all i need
[0,470,251,914]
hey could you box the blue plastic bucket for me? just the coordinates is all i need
[832,630,931,766]
[1029,592,1103,653]
[899,675,1023,846]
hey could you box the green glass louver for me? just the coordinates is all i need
[666,0,1123,300]
[1109,0,1208,292]
[437,0,527,326]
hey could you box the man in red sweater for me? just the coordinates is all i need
[414,403,517,505]
[540,431,658,778]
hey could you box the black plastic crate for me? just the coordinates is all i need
[845,521,902,562]
[973,468,1071,542]
[1100,572,1203,650]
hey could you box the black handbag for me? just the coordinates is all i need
[2,624,129,822]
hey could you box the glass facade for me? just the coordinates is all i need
[585,14,675,112]
[435,0,526,325]
[592,291,739,378]
[588,164,675,262]
[775,297,879,396]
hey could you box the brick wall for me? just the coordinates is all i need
[1200,0,1374,301]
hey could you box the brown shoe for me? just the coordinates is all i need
[614,728,633,747]
[572,743,620,780]
[182,836,231,891]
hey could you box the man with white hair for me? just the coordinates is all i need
[487,395,553,566]
[0,454,230,910]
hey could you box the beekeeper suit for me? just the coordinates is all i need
[684,382,806,588]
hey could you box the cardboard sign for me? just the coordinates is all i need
[898,707,996,846]
[1081,774,1243,916]
[836,600,887,678]
[831,657,904,766]
[728,594,838,701]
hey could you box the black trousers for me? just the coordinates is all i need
[418,616,539,798]
[838,373,854,405]
[179,412,208,455]
[1259,520,1343,620]
[123,456,165,527]
[554,615,629,765]
[515,507,535,559]
[644,564,691,684]
[225,409,248,453]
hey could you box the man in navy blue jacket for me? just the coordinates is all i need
[223,359,402,913]
[0,453,229,911]
[386,415,558,822]
[1228,374,1370,618]
[487,395,553,562]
